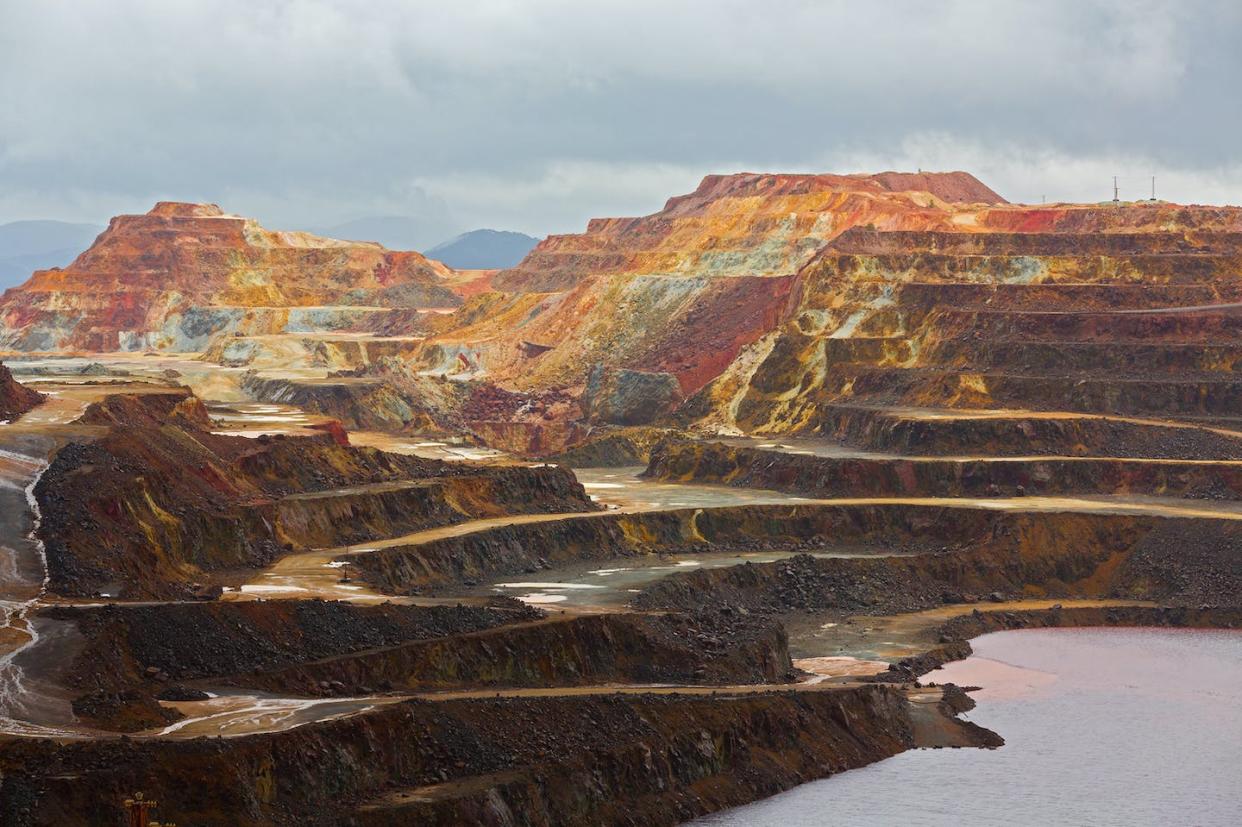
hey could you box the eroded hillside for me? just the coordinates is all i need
[0,202,462,352]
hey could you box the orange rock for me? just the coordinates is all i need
[0,203,461,352]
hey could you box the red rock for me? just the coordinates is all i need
[0,361,44,420]
[0,202,460,352]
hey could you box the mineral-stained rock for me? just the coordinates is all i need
[0,361,44,420]
[398,172,1242,445]
[691,215,1242,434]
[0,202,461,352]
[494,171,1006,292]
[35,388,594,598]
[417,173,997,404]
[581,363,682,425]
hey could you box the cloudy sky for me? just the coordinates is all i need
[2,0,1240,246]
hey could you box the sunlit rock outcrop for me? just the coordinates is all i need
[0,202,460,352]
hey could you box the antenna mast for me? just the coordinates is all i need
[1112,176,1120,203]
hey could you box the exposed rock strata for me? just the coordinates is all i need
[0,685,979,826]
[0,202,459,352]
[495,172,1005,292]
[241,366,588,454]
[348,501,1242,604]
[39,601,794,706]
[811,403,1242,460]
[546,426,689,467]
[35,390,592,598]
[647,440,1242,501]
[694,223,1242,433]
[43,599,541,694]
[581,364,683,426]
[631,512,1242,616]
[0,361,44,420]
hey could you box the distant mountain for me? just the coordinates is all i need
[426,229,540,270]
[313,215,459,253]
[0,220,103,289]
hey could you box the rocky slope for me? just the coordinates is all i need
[8,175,1242,457]
[237,172,1017,452]
[631,509,1242,616]
[34,389,592,598]
[42,600,793,706]
[0,202,460,352]
[0,361,44,420]
[300,172,1242,453]
[401,172,1004,406]
[690,217,1242,435]
[0,684,978,826]
[647,440,1242,500]
[494,171,1006,292]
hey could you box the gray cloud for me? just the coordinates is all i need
[1,0,1240,242]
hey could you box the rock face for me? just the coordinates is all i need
[0,202,460,351]
[48,601,793,702]
[494,171,1006,292]
[630,508,1242,616]
[383,171,1242,453]
[0,361,43,420]
[581,364,682,425]
[647,440,1242,500]
[691,215,1242,434]
[35,389,593,598]
[410,172,1002,407]
[0,685,930,826]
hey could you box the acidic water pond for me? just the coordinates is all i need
[692,627,1242,827]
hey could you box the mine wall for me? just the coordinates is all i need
[273,468,594,548]
[42,600,541,694]
[349,503,953,594]
[646,441,1242,500]
[0,686,934,826]
[815,404,1242,460]
[348,500,1229,600]
[241,373,593,455]
[33,390,593,598]
[631,513,1242,615]
[221,611,794,696]
[43,602,794,703]
[240,373,435,433]
[837,366,1242,418]
[0,362,46,420]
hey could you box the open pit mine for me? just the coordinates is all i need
[0,171,1239,825]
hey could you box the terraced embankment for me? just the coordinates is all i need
[628,507,1242,617]
[811,403,1242,460]
[33,390,592,598]
[40,599,793,702]
[0,202,461,352]
[694,226,1242,434]
[0,379,1001,825]
[0,683,942,827]
[647,440,1242,500]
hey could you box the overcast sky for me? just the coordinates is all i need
[2,0,1240,246]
